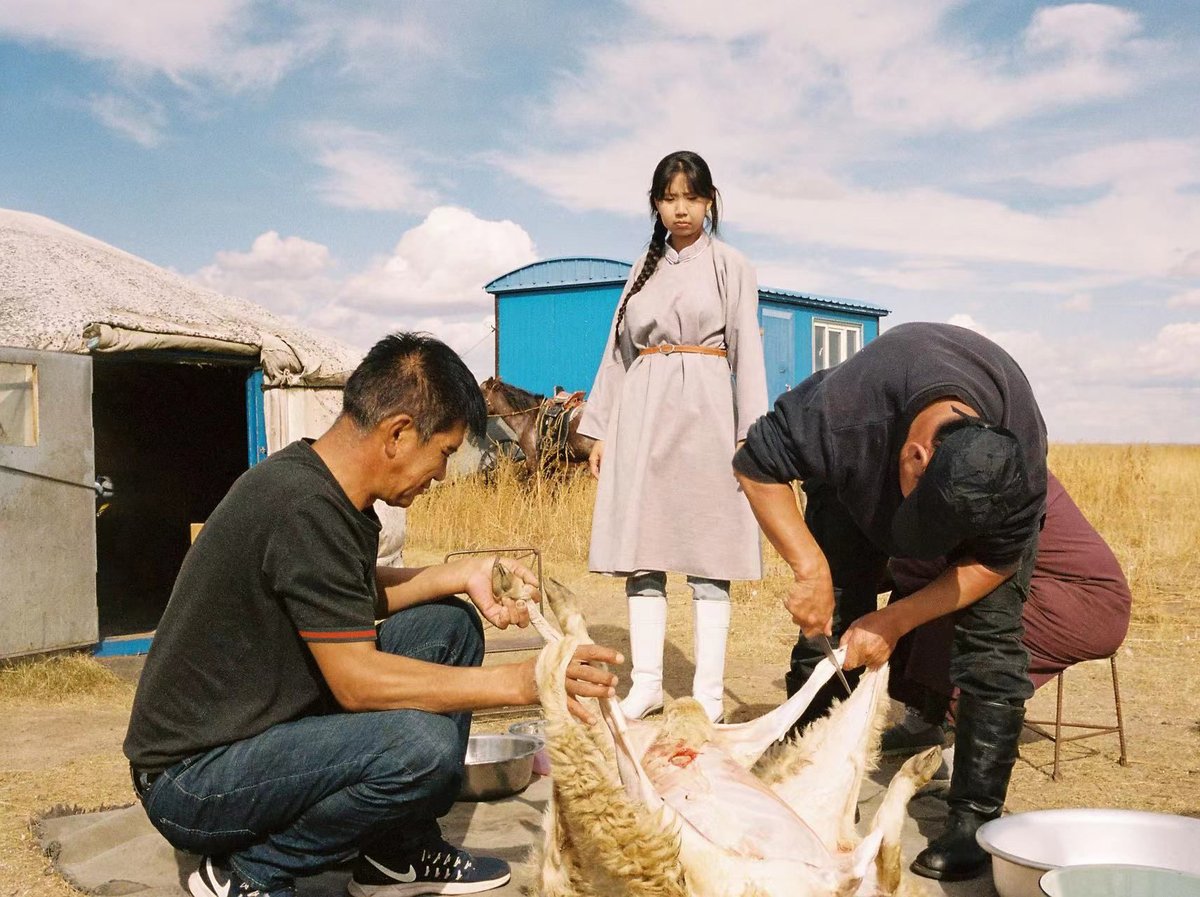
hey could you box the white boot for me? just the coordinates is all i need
[620,594,667,719]
[692,598,730,723]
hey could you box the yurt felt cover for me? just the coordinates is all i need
[0,209,357,387]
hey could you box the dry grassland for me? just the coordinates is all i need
[1,444,1197,897]
[409,444,1200,622]
[408,444,1200,817]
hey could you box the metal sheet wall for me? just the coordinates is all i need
[497,283,625,395]
[0,347,98,658]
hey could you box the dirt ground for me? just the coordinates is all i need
[2,551,1198,897]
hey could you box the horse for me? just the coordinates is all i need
[480,376,595,473]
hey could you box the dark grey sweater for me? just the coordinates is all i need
[734,322,1048,567]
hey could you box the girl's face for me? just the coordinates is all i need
[655,171,711,248]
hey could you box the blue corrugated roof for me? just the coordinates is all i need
[760,286,889,317]
[485,257,633,292]
[485,256,888,317]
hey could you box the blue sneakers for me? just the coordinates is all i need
[188,856,294,897]
[348,837,511,897]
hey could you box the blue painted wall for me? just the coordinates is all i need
[758,302,882,399]
[490,259,886,403]
[498,283,625,396]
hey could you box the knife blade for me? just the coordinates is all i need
[816,633,853,697]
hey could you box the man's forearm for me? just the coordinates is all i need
[883,559,1016,637]
[312,640,534,713]
[736,474,825,577]
[375,561,470,616]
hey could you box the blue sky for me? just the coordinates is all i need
[2,1,1198,441]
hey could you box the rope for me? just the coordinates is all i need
[485,404,541,420]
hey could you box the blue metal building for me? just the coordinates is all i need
[486,257,889,402]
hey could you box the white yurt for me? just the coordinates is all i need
[0,208,403,659]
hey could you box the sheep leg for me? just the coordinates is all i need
[868,747,943,895]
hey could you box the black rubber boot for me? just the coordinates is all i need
[911,694,1025,882]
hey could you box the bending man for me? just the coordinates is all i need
[733,322,1047,882]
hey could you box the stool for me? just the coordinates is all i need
[1023,654,1129,781]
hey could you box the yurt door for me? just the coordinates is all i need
[0,347,99,659]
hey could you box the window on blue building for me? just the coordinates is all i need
[813,320,863,372]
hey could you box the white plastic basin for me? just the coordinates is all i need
[976,809,1200,897]
[1040,864,1200,897]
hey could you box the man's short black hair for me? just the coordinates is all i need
[342,332,486,441]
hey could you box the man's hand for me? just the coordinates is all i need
[840,608,902,671]
[564,644,622,724]
[783,570,836,639]
[463,556,537,629]
[588,440,605,479]
[517,644,622,725]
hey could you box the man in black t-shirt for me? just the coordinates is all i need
[733,322,1048,883]
[124,333,621,897]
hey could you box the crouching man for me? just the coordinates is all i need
[124,333,620,897]
[733,322,1048,882]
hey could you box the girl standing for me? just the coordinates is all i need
[577,151,768,723]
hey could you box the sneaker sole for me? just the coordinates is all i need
[188,865,226,897]
[347,872,511,897]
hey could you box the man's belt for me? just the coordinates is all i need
[130,763,163,800]
[638,344,727,358]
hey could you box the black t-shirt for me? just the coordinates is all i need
[734,322,1048,567]
[124,440,381,772]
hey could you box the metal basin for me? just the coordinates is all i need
[1041,864,1200,897]
[977,809,1200,897]
[457,734,542,802]
[508,719,551,776]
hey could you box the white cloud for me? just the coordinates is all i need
[946,313,984,332]
[339,206,536,315]
[88,93,166,147]
[192,230,337,318]
[924,313,1200,442]
[851,259,977,292]
[1166,289,1200,308]
[1061,293,1093,312]
[0,0,308,89]
[1024,4,1140,57]
[1031,139,1199,190]
[188,207,536,379]
[1136,321,1200,382]
[307,124,439,212]
[500,2,1196,282]
[1172,251,1200,278]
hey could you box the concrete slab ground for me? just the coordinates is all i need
[39,766,999,897]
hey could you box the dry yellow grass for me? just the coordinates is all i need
[411,445,1200,622]
[0,654,132,707]
[1048,444,1200,622]
[408,458,597,563]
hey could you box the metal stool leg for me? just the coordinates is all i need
[1111,655,1129,766]
[1052,671,1064,781]
[1023,654,1129,780]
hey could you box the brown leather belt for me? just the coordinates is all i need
[638,344,727,358]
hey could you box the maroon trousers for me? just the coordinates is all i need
[889,473,1132,706]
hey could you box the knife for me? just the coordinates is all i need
[815,633,853,697]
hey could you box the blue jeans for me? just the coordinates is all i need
[138,597,485,891]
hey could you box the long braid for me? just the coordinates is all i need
[614,217,668,340]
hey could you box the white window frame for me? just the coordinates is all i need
[812,319,863,372]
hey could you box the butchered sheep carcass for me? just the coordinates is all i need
[492,564,940,897]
